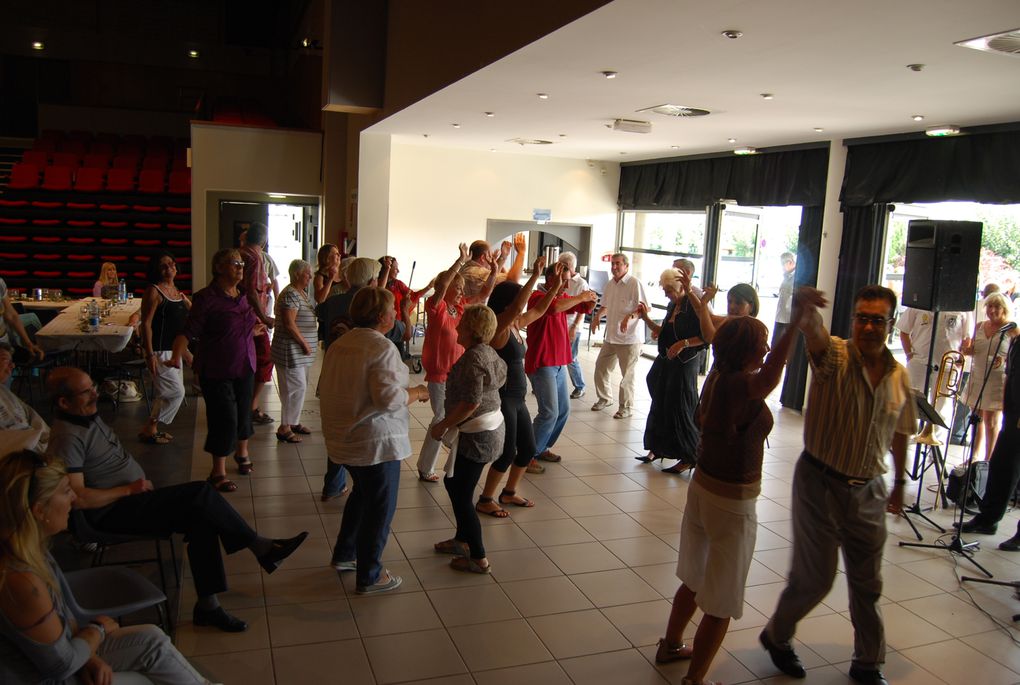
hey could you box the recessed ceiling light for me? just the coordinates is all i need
[268,194,286,199]
[906,63,925,72]
[451,123,460,128]
[619,152,627,155]
[187,49,200,59]
[721,30,743,39]
[912,114,925,121]
[760,93,774,100]
[637,104,711,118]
[671,145,680,150]
[489,148,496,152]
[31,41,45,51]
[483,112,494,117]
[301,37,311,48]
[734,146,758,155]
[727,138,737,144]
[537,93,549,100]
[558,133,567,137]
[925,125,961,137]
[601,70,618,79]
[813,127,824,133]
[506,138,553,146]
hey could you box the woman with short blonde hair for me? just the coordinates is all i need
[272,259,318,443]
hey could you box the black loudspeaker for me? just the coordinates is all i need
[901,220,982,312]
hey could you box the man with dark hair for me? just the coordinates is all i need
[44,366,308,633]
[239,222,276,425]
[759,285,914,685]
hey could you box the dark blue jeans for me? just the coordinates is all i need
[322,460,349,497]
[331,460,401,587]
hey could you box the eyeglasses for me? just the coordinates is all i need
[230,261,245,267]
[853,314,893,328]
[65,382,97,398]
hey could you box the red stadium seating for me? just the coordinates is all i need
[168,170,191,194]
[7,163,40,190]
[22,150,49,167]
[41,166,73,191]
[106,168,136,192]
[138,169,166,193]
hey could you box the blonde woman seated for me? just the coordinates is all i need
[92,262,120,298]
[0,451,213,684]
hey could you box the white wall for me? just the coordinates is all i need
[360,139,620,283]
[190,123,323,287]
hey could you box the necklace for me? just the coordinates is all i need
[447,303,458,317]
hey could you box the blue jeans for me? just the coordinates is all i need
[567,330,585,391]
[529,365,570,457]
[331,459,401,587]
[322,460,348,497]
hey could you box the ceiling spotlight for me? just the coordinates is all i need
[671,145,680,150]
[451,123,460,128]
[31,41,45,51]
[727,138,737,144]
[721,30,743,39]
[813,127,824,133]
[187,49,200,59]
[301,37,311,48]
[906,63,925,72]
[925,124,961,137]
[483,112,494,117]
[912,114,925,122]
[760,93,774,100]
[601,70,618,79]
[537,93,549,100]
[268,194,286,199]
[733,146,758,155]
[489,148,496,152]
[558,133,567,137]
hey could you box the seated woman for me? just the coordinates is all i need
[92,262,120,299]
[321,288,429,594]
[0,450,213,684]
[654,295,808,685]
[432,304,507,573]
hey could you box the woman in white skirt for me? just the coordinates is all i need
[272,260,319,443]
[139,252,191,444]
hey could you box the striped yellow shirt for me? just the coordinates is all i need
[803,337,916,479]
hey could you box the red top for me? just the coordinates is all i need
[524,291,593,375]
[422,296,464,382]
[387,279,410,315]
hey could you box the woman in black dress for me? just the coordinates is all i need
[637,268,706,474]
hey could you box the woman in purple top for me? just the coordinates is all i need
[170,248,261,492]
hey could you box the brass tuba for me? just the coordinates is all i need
[915,350,965,445]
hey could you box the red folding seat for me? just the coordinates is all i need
[135,222,161,229]
[34,253,61,261]
[138,169,166,193]
[67,220,96,228]
[141,155,169,171]
[82,152,111,169]
[67,237,95,245]
[31,220,60,226]
[31,235,61,242]
[41,166,73,191]
[0,218,28,225]
[7,163,40,190]
[112,154,140,170]
[0,269,29,278]
[171,156,189,172]
[149,136,173,153]
[51,152,81,167]
[168,170,191,195]
[105,168,136,192]
[58,139,88,156]
[22,150,48,167]
[166,222,190,231]
[74,167,105,192]
[68,271,95,278]
[68,254,95,261]
[99,220,128,228]
[134,239,161,247]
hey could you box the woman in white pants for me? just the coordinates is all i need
[139,252,191,444]
[272,260,318,443]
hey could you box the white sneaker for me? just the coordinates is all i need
[613,408,632,419]
[591,399,613,411]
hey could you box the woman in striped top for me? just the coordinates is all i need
[272,259,319,443]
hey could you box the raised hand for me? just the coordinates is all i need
[513,232,527,253]
[532,255,547,274]
[458,243,470,263]
[500,240,512,259]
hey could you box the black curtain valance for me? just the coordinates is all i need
[618,147,829,210]
[840,130,1020,207]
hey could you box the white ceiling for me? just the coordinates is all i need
[368,0,1020,162]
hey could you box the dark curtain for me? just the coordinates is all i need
[830,205,891,339]
[780,205,824,409]
[618,147,829,210]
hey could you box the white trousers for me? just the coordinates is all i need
[594,342,642,408]
[276,364,311,426]
[149,350,185,425]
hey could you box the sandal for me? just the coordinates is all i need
[498,489,534,508]
[526,459,545,475]
[276,431,302,443]
[290,424,312,435]
[536,450,562,463]
[233,455,254,476]
[475,496,510,518]
[252,409,274,425]
[450,556,490,574]
[138,432,172,445]
[207,475,238,493]
[418,471,441,482]
[655,638,693,663]
[434,538,469,556]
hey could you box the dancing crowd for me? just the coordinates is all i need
[5,224,1013,685]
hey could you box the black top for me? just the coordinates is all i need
[496,330,528,400]
[151,285,189,351]
[658,298,705,360]
[1005,337,1020,415]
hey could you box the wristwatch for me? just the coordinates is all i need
[88,620,106,642]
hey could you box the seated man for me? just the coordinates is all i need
[0,343,49,452]
[44,366,308,633]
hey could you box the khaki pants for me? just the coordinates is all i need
[594,342,642,409]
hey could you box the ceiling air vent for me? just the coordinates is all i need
[956,28,1020,58]
[612,119,652,134]
[506,138,554,145]
[637,104,712,118]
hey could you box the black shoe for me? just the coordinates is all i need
[998,534,1020,551]
[257,531,309,574]
[958,517,997,535]
[848,665,888,685]
[193,605,248,632]
[759,629,806,678]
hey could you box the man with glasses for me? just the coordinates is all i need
[759,286,914,685]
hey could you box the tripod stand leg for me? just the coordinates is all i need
[900,511,923,541]
[899,538,994,578]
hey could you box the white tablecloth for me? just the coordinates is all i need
[18,300,74,311]
[36,298,142,353]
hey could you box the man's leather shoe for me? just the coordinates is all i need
[257,531,309,574]
[193,605,248,632]
[958,517,997,535]
[848,665,889,685]
[759,629,806,678]
[998,533,1020,551]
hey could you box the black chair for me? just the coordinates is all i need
[68,509,179,595]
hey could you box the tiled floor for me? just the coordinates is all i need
[172,346,1020,685]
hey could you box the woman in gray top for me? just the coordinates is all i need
[0,451,211,684]
[431,304,507,573]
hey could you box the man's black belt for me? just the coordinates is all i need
[800,452,872,488]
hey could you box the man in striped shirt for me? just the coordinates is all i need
[760,285,914,685]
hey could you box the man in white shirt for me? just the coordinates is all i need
[591,253,648,419]
[0,343,49,453]
[558,252,591,399]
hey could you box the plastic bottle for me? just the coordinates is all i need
[88,300,100,333]
[118,278,127,303]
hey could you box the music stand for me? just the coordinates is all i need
[900,390,949,540]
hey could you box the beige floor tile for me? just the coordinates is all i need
[744,558,784,587]
[248,458,307,478]
[408,554,497,590]
[753,526,792,552]
[479,521,538,551]
[349,590,442,636]
[261,565,346,606]
[272,639,375,684]
[252,493,320,518]
[497,498,571,522]
[559,647,669,684]
[603,536,679,567]
[447,618,553,670]
[569,568,661,607]
[472,661,572,685]
[601,599,672,646]
[251,476,312,497]
[880,603,953,650]
[575,513,652,540]
[500,575,595,617]
[517,518,595,546]
[428,583,521,626]
[530,477,599,497]
[390,506,453,532]
[527,609,630,658]
[392,677,475,685]
[180,571,265,610]
[580,473,646,493]
[554,493,623,517]
[266,597,358,647]
[877,563,945,602]
[790,612,856,665]
[363,628,467,684]
[486,547,563,582]
[393,527,458,558]
[961,629,1020,674]
[544,541,625,575]
[188,648,276,685]
[752,547,792,578]
[721,625,827,679]
[898,592,1002,637]
[602,490,672,513]
[175,607,271,657]
[900,638,1020,685]
[632,562,682,598]
[626,509,684,536]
